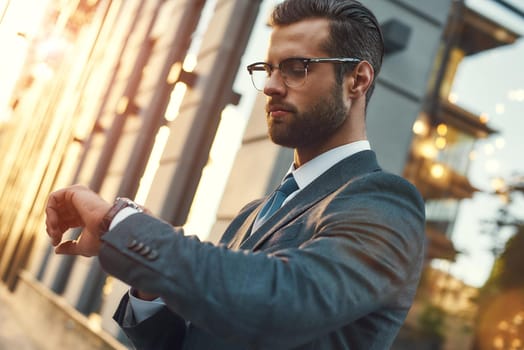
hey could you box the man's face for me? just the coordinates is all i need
[264,19,349,149]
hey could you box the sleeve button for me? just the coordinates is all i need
[127,239,138,249]
[146,250,159,261]
[132,242,145,252]
[139,246,151,255]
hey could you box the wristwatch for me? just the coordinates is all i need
[99,197,142,234]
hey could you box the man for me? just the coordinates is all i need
[45,0,426,349]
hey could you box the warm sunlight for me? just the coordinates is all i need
[0,1,51,121]
[135,126,171,205]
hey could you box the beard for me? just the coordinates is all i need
[267,84,348,149]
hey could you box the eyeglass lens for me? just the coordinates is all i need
[249,59,308,91]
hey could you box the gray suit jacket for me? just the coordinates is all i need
[102,150,426,349]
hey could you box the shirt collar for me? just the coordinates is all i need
[287,140,371,190]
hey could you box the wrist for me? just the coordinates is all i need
[99,197,142,235]
[132,288,159,301]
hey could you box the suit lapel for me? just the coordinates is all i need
[227,207,259,250]
[241,150,381,251]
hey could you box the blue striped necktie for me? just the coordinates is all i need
[256,174,298,227]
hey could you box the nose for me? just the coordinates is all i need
[263,70,287,96]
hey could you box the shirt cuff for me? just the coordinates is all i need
[109,206,141,230]
[127,289,165,323]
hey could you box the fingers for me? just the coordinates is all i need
[45,185,89,245]
[55,240,79,255]
[45,205,64,246]
[55,239,98,257]
[45,185,109,256]
[45,199,82,246]
[55,233,101,257]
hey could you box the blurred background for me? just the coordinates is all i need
[0,0,523,349]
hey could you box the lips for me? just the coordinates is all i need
[266,103,295,118]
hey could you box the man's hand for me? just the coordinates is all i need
[45,185,111,257]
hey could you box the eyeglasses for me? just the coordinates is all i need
[246,57,361,91]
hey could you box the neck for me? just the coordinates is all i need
[293,136,367,168]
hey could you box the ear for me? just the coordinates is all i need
[343,61,374,101]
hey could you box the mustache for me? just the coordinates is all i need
[266,100,297,114]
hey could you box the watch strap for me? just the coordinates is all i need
[99,197,142,234]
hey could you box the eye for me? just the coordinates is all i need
[281,59,307,78]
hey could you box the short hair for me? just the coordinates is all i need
[270,0,384,104]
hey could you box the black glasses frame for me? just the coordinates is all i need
[246,57,361,91]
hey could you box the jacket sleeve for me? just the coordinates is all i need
[99,173,425,349]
